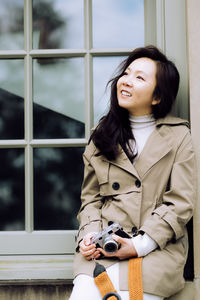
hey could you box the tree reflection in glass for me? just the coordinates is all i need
[0,0,24,50]
[32,0,84,49]
[34,147,84,230]
[0,59,24,139]
[0,149,25,230]
[33,57,85,139]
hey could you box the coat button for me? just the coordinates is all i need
[112,182,120,190]
[132,226,138,236]
[135,179,141,188]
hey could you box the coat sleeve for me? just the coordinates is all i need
[140,130,196,249]
[76,145,103,247]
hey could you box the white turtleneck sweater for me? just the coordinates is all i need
[129,114,156,159]
[129,114,158,257]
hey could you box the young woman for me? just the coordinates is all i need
[69,46,196,300]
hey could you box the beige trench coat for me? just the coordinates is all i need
[73,115,196,298]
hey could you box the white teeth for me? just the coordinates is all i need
[121,90,131,97]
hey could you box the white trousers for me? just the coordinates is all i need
[69,263,164,300]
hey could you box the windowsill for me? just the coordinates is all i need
[0,255,74,283]
[0,253,196,299]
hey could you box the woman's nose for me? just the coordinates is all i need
[122,76,133,87]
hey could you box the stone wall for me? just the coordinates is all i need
[0,283,73,300]
[0,281,194,300]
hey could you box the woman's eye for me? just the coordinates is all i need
[137,75,144,81]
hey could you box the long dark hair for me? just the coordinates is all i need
[90,45,180,162]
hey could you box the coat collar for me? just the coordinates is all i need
[101,115,189,179]
[103,128,172,180]
[135,116,189,178]
[155,115,189,128]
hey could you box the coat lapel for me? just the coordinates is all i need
[102,122,173,180]
[134,127,172,179]
[102,149,140,179]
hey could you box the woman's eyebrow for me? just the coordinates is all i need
[126,67,147,76]
[131,69,148,78]
[135,70,147,76]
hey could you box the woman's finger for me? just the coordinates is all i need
[92,250,101,259]
[81,232,97,246]
[80,247,96,257]
[112,234,126,245]
[80,240,95,252]
[97,247,115,258]
[81,248,100,260]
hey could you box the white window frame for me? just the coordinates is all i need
[0,0,188,281]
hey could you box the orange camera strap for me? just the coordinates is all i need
[94,257,143,300]
[128,257,143,300]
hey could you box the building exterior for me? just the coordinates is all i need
[0,0,199,299]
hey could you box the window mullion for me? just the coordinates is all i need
[24,0,34,233]
[0,50,26,58]
[84,0,93,140]
[30,49,86,57]
[155,0,165,51]
[144,0,157,46]
[30,139,88,147]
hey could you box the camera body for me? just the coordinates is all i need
[92,222,131,253]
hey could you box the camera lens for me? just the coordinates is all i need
[104,241,118,253]
[102,234,119,253]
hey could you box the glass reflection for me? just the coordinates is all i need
[0,59,24,139]
[33,0,84,49]
[33,57,85,139]
[93,56,126,125]
[0,0,24,50]
[34,147,84,230]
[92,0,144,48]
[0,148,25,231]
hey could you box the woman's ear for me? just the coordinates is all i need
[152,98,160,106]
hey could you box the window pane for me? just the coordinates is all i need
[33,147,84,230]
[0,0,24,50]
[33,0,84,49]
[92,0,144,48]
[0,149,25,231]
[0,59,24,139]
[93,56,126,125]
[33,57,85,139]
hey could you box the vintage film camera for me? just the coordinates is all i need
[92,222,131,253]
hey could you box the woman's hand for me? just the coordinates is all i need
[79,232,101,261]
[98,234,138,260]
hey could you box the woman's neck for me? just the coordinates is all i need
[129,114,155,130]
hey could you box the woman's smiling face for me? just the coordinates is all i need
[117,57,159,116]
